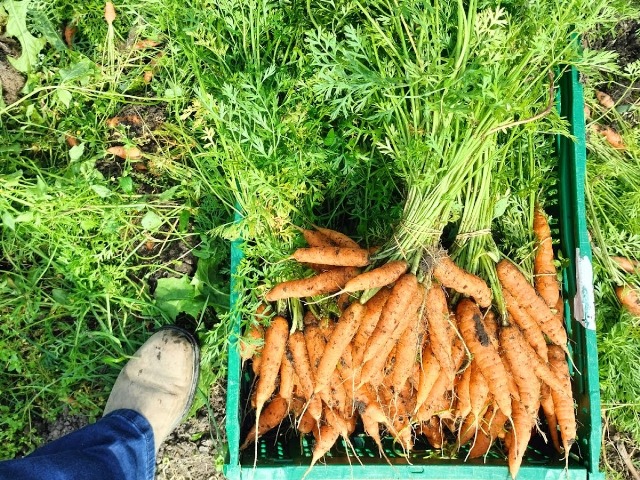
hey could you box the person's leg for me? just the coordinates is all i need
[0,409,155,480]
[0,326,199,480]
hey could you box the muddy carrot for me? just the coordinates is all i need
[265,267,360,301]
[497,259,568,350]
[503,288,548,361]
[616,285,640,317]
[425,284,456,380]
[292,247,369,267]
[533,206,560,308]
[351,287,391,367]
[311,226,360,249]
[433,254,492,308]
[240,396,288,449]
[457,299,512,418]
[548,345,577,458]
[343,260,409,292]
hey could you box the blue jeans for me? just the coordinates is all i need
[0,409,155,480]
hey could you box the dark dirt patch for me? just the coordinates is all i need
[0,36,26,106]
[586,20,640,107]
[603,424,640,480]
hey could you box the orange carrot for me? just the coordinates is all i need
[240,322,264,365]
[132,39,161,50]
[458,363,491,446]
[502,288,548,361]
[288,331,322,422]
[540,383,561,453]
[415,341,442,412]
[240,396,288,449]
[304,325,326,374]
[361,407,386,456]
[104,1,116,24]
[343,260,409,293]
[420,416,444,449]
[292,247,369,267]
[500,324,542,418]
[533,206,560,308]
[107,145,142,160]
[433,254,492,308]
[63,25,77,48]
[468,403,509,459]
[548,345,577,458]
[255,316,289,417]
[301,228,335,247]
[425,284,456,380]
[599,125,625,149]
[297,408,316,435]
[251,352,262,376]
[616,285,640,316]
[311,226,360,249]
[497,259,568,350]
[314,302,365,395]
[596,90,615,109]
[265,267,360,301]
[499,324,565,395]
[505,401,535,479]
[611,256,639,274]
[351,287,391,367]
[389,301,422,393]
[279,351,295,402]
[457,299,512,418]
[363,273,419,363]
[455,365,472,419]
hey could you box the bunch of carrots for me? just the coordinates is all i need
[239,212,576,479]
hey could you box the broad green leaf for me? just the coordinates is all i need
[3,0,47,73]
[90,184,111,198]
[68,143,84,161]
[2,212,16,230]
[56,88,72,108]
[60,59,97,85]
[154,275,206,320]
[29,8,65,51]
[158,185,179,201]
[141,211,163,230]
[118,176,134,194]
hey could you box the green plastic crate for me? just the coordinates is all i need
[224,66,602,480]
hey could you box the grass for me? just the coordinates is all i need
[1,1,639,479]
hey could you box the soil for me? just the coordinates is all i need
[603,424,640,480]
[38,381,227,480]
[0,36,26,105]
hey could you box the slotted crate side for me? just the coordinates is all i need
[224,66,602,480]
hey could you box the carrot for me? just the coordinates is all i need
[240,323,264,365]
[288,331,322,422]
[311,225,360,249]
[505,401,535,479]
[415,341,442,412]
[107,145,142,160]
[343,260,409,293]
[240,396,288,449]
[255,316,289,417]
[304,325,326,374]
[363,273,419,363]
[265,267,360,301]
[292,247,369,267]
[500,324,542,418]
[297,408,316,435]
[455,365,472,419]
[389,300,422,393]
[499,324,566,395]
[425,284,456,380]
[301,228,335,247]
[599,125,625,149]
[104,1,116,24]
[63,25,76,48]
[548,345,577,458]
[502,289,548,361]
[351,287,391,367]
[251,353,262,376]
[533,206,560,308]
[132,39,161,50]
[458,363,491,446]
[611,256,640,273]
[361,407,386,456]
[279,351,295,402]
[468,403,509,459]
[432,254,492,308]
[616,285,640,317]
[540,383,561,453]
[596,90,615,109]
[457,299,512,418]
[314,302,365,395]
[497,259,568,351]
[305,424,340,476]
[416,338,466,422]
[360,289,423,387]
[420,416,444,449]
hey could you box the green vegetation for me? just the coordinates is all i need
[0,0,639,477]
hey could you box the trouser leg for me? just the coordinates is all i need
[0,409,155,480]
